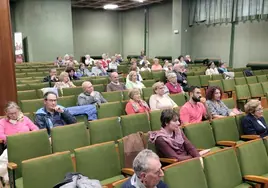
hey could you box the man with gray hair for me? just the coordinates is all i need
[173,63,189,91]
[122,149,167,188]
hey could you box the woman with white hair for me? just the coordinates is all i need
[85,54,94,66]
[126,71,145,91]
[101,53,110,70]
[165,73,183,94]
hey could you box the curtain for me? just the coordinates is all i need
[189,0,268,26]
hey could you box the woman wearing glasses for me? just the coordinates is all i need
[242,99,268,137]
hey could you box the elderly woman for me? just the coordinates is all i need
[242,100,268,137]
[125,89,150,115]
[54,72,76,89]
[206,86,239,119]
[65,67,80,80]
[85,54,94,66]
[77,63,92,77]
[165,73,183,94]
[149,109,200,161]
[108,56,119,72]
[149,82,178,110]
[178,55,187,68]
[0,102,39,182]
[151,58,163,71]
[125,71,145,90]
[140,61,151,72]
[205,61,219,76]
[218,62,234,79]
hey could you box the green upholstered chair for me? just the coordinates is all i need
[27,72,46,77]
[57,95,76,107]
[235,85,251,101]
[62,87,83,97]
[183,121,221,152]
[117,65,129,74]
[149,110,162,131]
[16,73,27,78]
[263,108,268,123]
[51,122,90,153]
[101,91,123,102]
[91,78,109,85]
[208,80,224,90]
[200,75,211,87]
[74,141,125,186]
[152,71,166,82]
[120,113,151,136]
[212,74,223,80]
[17,84,31,91]
[142,87,153,101]
[236,139,268,187]
[20,99,44,113]
[203,148,251,188]
[72,80,84,86]
[253,70,263,75]
[169,93,186,107]
[88,117,123,145]
[7,130,52,187]
[17,90,38,101]
[248,83,264,98]
[211,117,243,146]
[246,76,258,84]
[222,79,236,93]
[122,90,130,101]
[235,113,246,136]
[140,71,153,80]
[163,158,208,188]
[20,151,74,188]
[257,75,268,83]
[28,83,49,90]
[187,76,202,87]
[234,77,247,85]
[142,79,156,88]
[121,100,128,115]
[20,69,36,73]
[93,84,106,92]
[97,101,122,119]
[234,72,244,77]
[222,98,236,109]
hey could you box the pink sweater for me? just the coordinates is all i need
[0,116,39,142]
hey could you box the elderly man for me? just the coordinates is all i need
[43,68,59,83]
[78,81,107,106]
[106,72,126,92]
[122,149,167,188]
[173,63,189,91]
[35,92,77,135]
[91,60,107,76]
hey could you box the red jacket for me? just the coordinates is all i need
[165,82,183,94]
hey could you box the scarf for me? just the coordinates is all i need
[149,128,184,151]
[7,112,24,125]
[131,100,150,113]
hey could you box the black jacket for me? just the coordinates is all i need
[242,113,268,137]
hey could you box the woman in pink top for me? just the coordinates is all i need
[151,58,163,71]
[125,88,150,115]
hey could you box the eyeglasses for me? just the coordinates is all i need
[45,99,57,102]
[158,87,165,90]
[256,107,264,112]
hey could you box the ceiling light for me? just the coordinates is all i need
[103,4,118,10]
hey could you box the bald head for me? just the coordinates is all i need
[110,72,119,83]
[82,81,93,94]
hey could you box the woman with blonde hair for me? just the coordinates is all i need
[242,99,268,137]
[125,71,145,90]
[125,89,150,115]
[149,82,178,110]
[54,71,76,89]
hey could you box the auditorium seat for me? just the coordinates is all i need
[245,76,258,84]
[149,110,162,131]
[57,95,76,107]
[51,122,90,153]
[208,80,224,90]
[93,84,105,92]
[62,87,83,97]
[222,98,236,109]
[122,90,130,101]
[234,72,244,77]
[91,78,109,85]
[97,101,122,119]
[257,75,268,82]
[235,77,247,85]
[20,151,74,188]
[21,99,43,113]
[152,71,166,82]
[200,75,211,87]
[101,91,123,102]
[88,117,122,145]
[74,141,125,186]
[73,80,84,86]
[28,83,49,90]
[112,178,129,188]
[140,71,153,80]
[142,79,156,87]
[142,87,153,101]
[261,82,268,96]
[169,93,186,107]
[212,74,223,80]
[248,83,264,98]
[17,90,38,101]
[17,84,30,91]
[187,76,202,87]
[235,113,246,136]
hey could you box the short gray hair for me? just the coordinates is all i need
[167,72,177,80]
[5,101,21,113]
[133,149,159,177]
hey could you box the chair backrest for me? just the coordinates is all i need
[73,80,84,86]
[187,76,201,87]
[149,110,162,131]
[208,80,223,90]
[236,139,268,176]
[57,95,76,107]
[234,72,244,77]
[93,84,105,92]
[212,74,223,80]
[235,85,251,100]
[183,121,217,149]
[21,99,44,113]
[234,77,247,85]
[246,76,258,84]
[97,101,122,119]
[140,71,153,80]
[263,108,268,124]
[88,117,123,144]
[199,75,211,87]
[163,158,208,188]
[235,113,246,135]
[152,71,166,82]
[257,75,268,83]
[101,91,123,102]
[222,79,235,92]
[17,84,31,91]
[222,98,236,109]
[17,90,38,101]
[62,87,83,97]
[75,141,122,182]
[261,82,268,95]
[248,83,264,98]
[203,148,245,188]
[253,70,263,75]
[22,151,74,188]
[169,93,186,107]
[120,113,151,136]
[28,83,49,90]
[51,122,90,153]
[91,78,109,85]
[7,130,52,179]
[142,87,153,100]
[211,116,240,142]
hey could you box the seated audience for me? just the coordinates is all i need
[139,56,150,66]
[54,72,76,89]
[242,100,268,137]
[77,81,107,106]
[184,55,192,64]
[43,68,59,85]
[218,62,234,79]
[54,56,65,67]
[126,71,145,91]
[178,55,187,68]
[140,61,151,72]
[35,92,77,135]
[100,53,109,70]
[106,72,126,92]
[162,60,170,71]
[91,60,107,76]
[165,63,173,76]
[149,109,200,161]
[122,149,167,188]
[173,63,189,91]
[125,89,150,115]
[84,54,94,66]
[127,64,142,82]
[66,66,80,80]
[149,82,178,110]
[180,86,210,125]
[0,102,39,182]
[165,73,183,94]
[173,58,180,64]
[205,61,219,76]
[64,54,74,67]
[115,54,123,63]
[139,49,145,59]
[108,56,119,72]
[77,63,92,77]
[151,58,163,71]
[206,86,239,118]
[69,54,79,65]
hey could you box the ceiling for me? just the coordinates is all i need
[71,0,166,10]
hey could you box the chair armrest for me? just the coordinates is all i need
[8,162,17,170]
[240,135,260,140]
[0,139,3,144]
[197,148,204,152]
[122,168,134,176]
[160,158,178,164]
[244,175,268,184]
[216,141,236,147]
